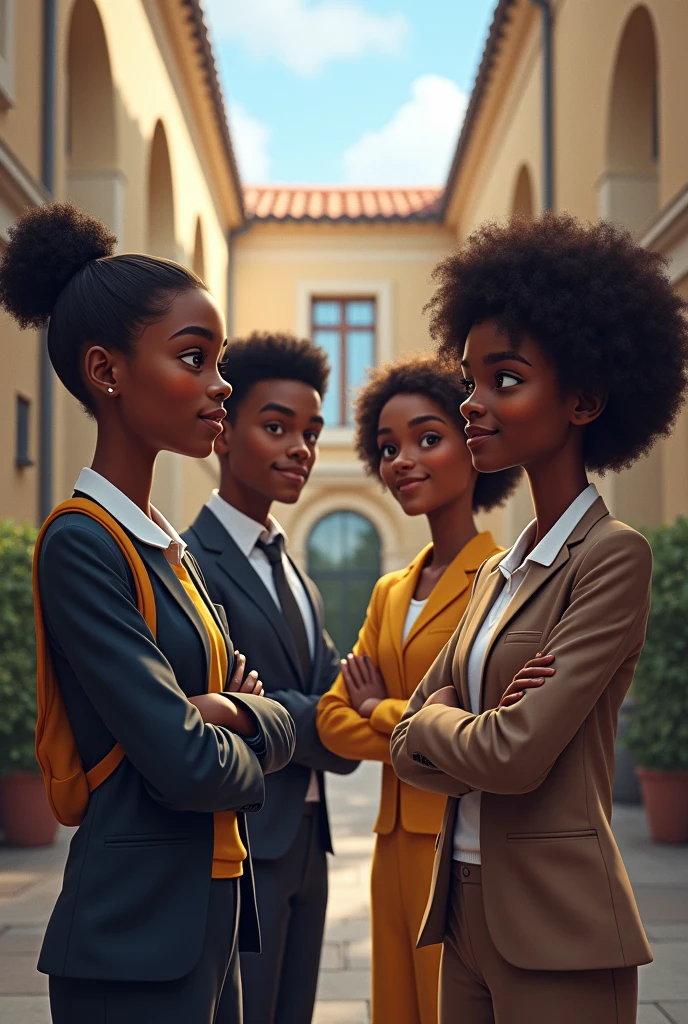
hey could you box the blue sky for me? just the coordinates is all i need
[203,0,496,185]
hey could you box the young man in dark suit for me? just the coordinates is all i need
[183,332,359,1024]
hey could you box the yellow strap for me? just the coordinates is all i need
[34,498,157,822]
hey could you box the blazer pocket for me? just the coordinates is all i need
[506,829,596,843]
[104,832,191,848]
[503,630,543,645]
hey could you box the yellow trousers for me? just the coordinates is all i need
[371,826,441,1024]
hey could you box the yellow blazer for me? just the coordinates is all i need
[317,532,500,836]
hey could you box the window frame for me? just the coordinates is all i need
[310,295,377,428]
[15,393,34,469]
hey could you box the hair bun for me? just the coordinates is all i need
[0,201,117,329]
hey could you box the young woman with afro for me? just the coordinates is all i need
[391,213,688,1024]
[317,354,519,1024]
[0,203,295,1024]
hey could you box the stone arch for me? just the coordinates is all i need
[147,119,177,258]
[192,217,206,280]
[63,0,124,494]
[511,164,535,219]
[66,0,123,236]
[601,5,659,233]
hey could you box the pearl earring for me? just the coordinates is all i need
[107,387,114,394]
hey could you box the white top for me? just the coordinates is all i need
[74,467,186,563]
[206,490,320,802]
[402,597,428,643]
[453,483,600,864]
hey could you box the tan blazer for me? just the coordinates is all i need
[391,498,654,973]
[317,533,500,835]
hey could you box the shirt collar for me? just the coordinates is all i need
[74,467,186,562]
[206,491,284,557]
[499,483,599,580]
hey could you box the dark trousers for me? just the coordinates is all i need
[238,804,328,1024]
[440,863,638,1024]
[49,878,241,1024]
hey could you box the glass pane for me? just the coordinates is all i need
[312,300,341,327]
[345,300,375,327]
[307,512,382,655]
[345,330,374,425]
[313,329,341,426]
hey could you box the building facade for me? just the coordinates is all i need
[0,0,243,528]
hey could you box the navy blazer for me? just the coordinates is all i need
[36,509,295,982]
[183,506,359,860]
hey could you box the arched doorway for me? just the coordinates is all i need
[192,217,206,280]
[601,5,659,233]
[147,120,177,258]
[307,511,381,655]
[511,164,535,219]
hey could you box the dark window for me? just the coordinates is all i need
[15,395,33,468]
[307,511,381,655]
[311,297,376,427]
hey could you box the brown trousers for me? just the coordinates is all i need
[440,863,638,1024]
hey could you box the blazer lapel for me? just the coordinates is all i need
[287,558,321,692]
[138,545,211,681]
[403,532,499,651]
[387,545,431,677]
[216,537,305,689]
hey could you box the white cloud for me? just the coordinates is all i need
[227,103,271,182]
[342,75,468,185]
[203,0,408,77]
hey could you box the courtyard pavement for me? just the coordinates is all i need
[0,760,686,1023]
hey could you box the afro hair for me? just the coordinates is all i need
[221,331,330,421]
[426,213,688,473]
[354,352,522,513]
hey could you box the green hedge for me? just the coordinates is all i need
[626,516,688,771]
[0,521,39,775]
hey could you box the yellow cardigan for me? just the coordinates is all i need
[317,532,500,836]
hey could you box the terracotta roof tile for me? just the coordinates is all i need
[243,186,444,223]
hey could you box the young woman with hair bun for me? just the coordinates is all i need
[0,202,295,1024]
[317,353,520,1024]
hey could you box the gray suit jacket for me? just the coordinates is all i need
[183,506,359,860]
[36,508,295,982]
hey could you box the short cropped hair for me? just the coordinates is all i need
[426,213,688,472]
[354,353,521,512]
[221,331,330,422]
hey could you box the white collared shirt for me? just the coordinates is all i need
[206,491,320,802]
[74,467,186,564]
[453,483,599,864]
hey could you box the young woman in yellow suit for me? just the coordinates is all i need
[316,355,519,1024]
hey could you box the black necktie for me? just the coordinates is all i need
[257,535,312,684]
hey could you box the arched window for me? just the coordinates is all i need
[307,511,381,655]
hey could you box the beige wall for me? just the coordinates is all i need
[233,219,457,569]
[446,0,688,542]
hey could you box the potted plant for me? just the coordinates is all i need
[626,516,688,843]
[0,520,57,846]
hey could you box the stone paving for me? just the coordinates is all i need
[0,759,687,1022]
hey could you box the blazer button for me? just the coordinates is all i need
[462,866,470,878]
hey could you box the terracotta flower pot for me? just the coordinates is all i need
[0,772,58,847]
[635,767,688,844]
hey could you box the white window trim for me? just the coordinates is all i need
[0,0,16,109]
[296,279,393,444]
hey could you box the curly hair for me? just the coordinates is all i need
[426,213,688,472]
[221,331,330,422]
[0,202,203,414]
[354,353,521,513]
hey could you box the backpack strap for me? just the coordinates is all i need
[34,498,157,825]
